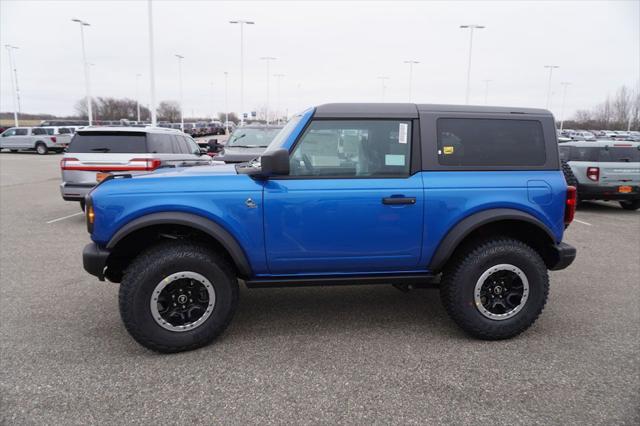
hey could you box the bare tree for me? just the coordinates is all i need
[74,97,151,121]
[570,85,639,130]
[157,101,180,122]
[217,112,239,124]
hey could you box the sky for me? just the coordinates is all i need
[1,0,638,120]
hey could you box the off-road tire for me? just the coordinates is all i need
[561,160,578,188]
[620,200,640,211]
[440,238,549,340]
[35,143,48,155]
[119,241,239,353]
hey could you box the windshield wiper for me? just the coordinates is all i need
[90,147,111,152]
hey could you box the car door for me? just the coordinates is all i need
[263,119,424,274]
[14,128,31,148]
[1,128,17,149]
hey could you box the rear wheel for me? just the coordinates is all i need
[35,143,48,155]
[620,200,640,211]
[440,238,549,340]
[119,241,239,353]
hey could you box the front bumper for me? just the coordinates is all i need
[83,243,110,281]
[578,183,639,201]
[548,242,576,271]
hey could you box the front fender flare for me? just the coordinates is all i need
[106,212,252,277]
[428,208,556,272]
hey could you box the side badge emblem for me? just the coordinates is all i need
[245,198,257,209]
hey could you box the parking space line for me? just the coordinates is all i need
[574,219,592,226]
[46,212,83,224]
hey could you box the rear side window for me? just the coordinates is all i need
[67,132,147,153]
[147,133,176,153]
[561,145,640,162]
[437,118,546,166]
[15,128,28,136]
[59,128,72,134]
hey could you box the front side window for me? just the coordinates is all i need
[3,129,16,137]
[437,118,546,167]
[15,128,29,136]
[289,120,411,177]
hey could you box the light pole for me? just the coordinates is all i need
[210,81,215,121]
[559,82,571,131]
[544,65,560,109]
[377,76,389,102]
[230,19,255,125]
[460,24,485,104]
[404,60,419,102]
[483,79,492,105]
[72,18,93,125]
[224,71,229,133]
[175,54,184,131]
[274,73,285,124]
[260,56,277,124]
[136,73,142,122]
[4,44,19,127]
[147,0,157,126]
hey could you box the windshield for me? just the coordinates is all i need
[227,127,282,147]
[262,114,304,154]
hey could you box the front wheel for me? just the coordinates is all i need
[440,238,549,340]
[119,241,239,353]
[620,200,640,211]
[35,143,48,155]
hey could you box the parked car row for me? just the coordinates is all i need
[157,121,227,137]
[0,126,74,154]
[558,129,640,142]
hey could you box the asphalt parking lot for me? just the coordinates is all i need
[1,152,638,424]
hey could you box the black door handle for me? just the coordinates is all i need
[382,197,416,205]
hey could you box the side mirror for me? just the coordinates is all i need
[260,148,289,177]
[207,139,223,153]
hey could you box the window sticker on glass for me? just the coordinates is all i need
[443,146,454,155]
[385,154,406,166]
[398,123,408,144]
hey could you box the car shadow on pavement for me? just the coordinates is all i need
[229,285,455,339]
[577,200,638,213]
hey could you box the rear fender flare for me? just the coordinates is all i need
[428,208,556,272]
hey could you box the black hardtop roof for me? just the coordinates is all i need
[314,103,551,118]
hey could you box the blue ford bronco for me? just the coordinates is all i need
[82,103,577,353]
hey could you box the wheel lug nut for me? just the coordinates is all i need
[182,305,186,309]
[173,303,177,306]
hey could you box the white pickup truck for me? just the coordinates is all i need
[0,126,71,154]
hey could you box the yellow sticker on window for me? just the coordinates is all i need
[443,146,454,155]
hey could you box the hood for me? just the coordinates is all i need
[134,162,238,179]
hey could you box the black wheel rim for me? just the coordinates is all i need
[150,271,215,332]
[474,264,529,320]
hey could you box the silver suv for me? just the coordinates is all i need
[0,127,69,154]
[559,140,640,210]
[60,127,211,209]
